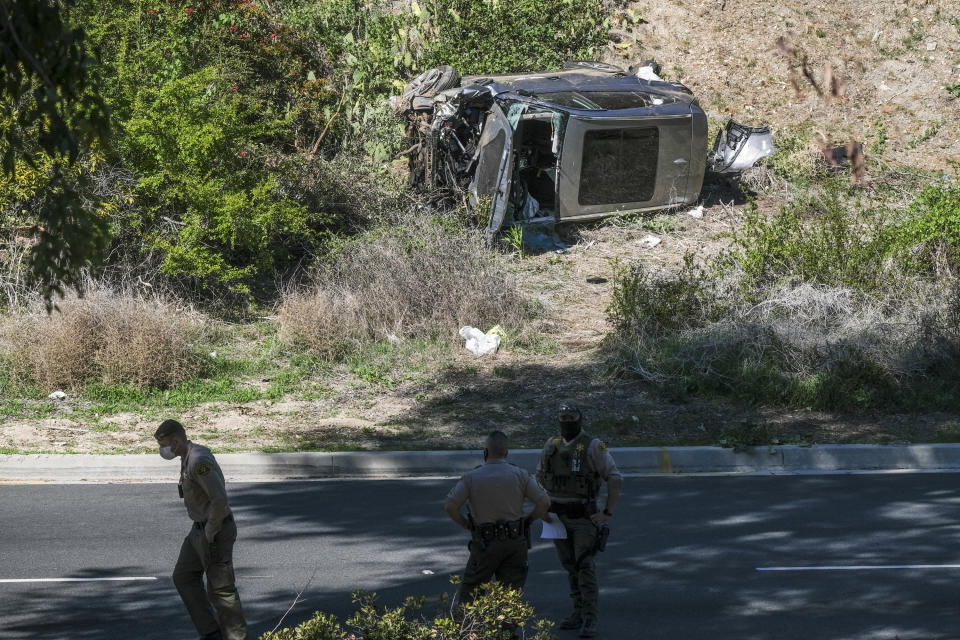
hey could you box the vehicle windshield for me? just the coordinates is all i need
[536,90,673,111]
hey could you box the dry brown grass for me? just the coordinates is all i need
[0,286,206,390]
[277,219,533,357]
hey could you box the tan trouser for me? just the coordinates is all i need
[459,536,529,603]
[553,515,600,619]
[173,517,248,640]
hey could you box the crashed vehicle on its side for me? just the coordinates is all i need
[393,61,773,241]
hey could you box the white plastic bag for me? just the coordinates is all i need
[459,326,501,356]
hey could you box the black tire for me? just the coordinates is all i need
[394,65,460,114]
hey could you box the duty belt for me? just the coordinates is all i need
[194,513,234,530]
[476,518,524,542]
[549,501,594,519]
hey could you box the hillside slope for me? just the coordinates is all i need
[607,0,959,171]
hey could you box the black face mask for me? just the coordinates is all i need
[560,422,581,442]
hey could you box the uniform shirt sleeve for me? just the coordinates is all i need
[588,439,622,482]
[521,469,548,503]
[190,455,230,528]
[446,475,470,509]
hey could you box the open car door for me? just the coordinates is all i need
[469,103,514,243]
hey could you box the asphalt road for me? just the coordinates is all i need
[3,474,960,639]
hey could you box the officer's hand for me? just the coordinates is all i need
[542,513,555,523]
[590,512,611,526]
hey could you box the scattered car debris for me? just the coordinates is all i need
[459,326,500,356]
[708,120,774,174]
[638,235,662,248]
[586,276,608,284]
[820,141,865,183]
[394,60,773,241]
[686,204,704,219]
[48,390,69,401]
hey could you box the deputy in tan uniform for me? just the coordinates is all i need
[445,430,551,604]
[537,404,622,639]
[154,419,249,640]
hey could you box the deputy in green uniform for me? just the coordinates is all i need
[537,404,622,639]
[445,430,551,604]
[154,419,249,640]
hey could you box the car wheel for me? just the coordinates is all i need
[394,65,460,114]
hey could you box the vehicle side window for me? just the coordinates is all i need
[579,127,659,205]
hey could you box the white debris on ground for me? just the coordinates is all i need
[48,391,69,401]
[686,204,704,219]
[638,235,662,249]
[459,326,500,356]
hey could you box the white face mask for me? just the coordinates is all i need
[159,446,176,460]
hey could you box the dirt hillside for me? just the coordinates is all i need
[607,0,960,171]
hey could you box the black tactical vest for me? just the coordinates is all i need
[542,431,602,499]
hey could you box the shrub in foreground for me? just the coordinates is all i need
[607,273,960,411]
[260,583,556,640]
[0,286,206,391]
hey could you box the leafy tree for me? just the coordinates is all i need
[0,0,110,306]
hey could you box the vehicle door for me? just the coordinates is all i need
[468,102,514,242]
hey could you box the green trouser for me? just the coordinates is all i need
[173,517,249,640]
[459,536,529,603]
[553,515,600,619]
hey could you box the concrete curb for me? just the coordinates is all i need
[4,444,960,483]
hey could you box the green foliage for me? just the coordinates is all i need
[420,0,607,74]
[724,184,894,293]
[0,0,111,306]
[887,179,960,274]
[260,584,555,640]
[607,254,721,337]
[947,82,960,98]
[260,612,343,640]
[504,225,524,258]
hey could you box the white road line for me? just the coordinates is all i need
[0,577,158,583]
[757,565,960,572]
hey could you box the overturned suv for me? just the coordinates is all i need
[392,61,772,241]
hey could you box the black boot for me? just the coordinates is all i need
[578,616,598,638]
[559,611,583,630]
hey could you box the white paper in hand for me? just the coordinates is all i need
[540,518,567,540]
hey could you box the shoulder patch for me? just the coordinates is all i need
[551,437,563,447]
[597,441,608,453]
[196,462,211,477]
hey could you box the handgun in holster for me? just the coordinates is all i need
[467,512,486,552]
[596,523,610,552]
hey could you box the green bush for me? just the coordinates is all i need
[607,254,722,338]
[421,0,607,74]
[723,183,895,294]
[260,584,556,640]
[888,179,960,274]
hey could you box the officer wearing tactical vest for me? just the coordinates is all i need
[154,419,249,640]
[445,430,551,604]
[537,404,622,639]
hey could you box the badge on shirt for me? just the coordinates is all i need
[196,462,211,477]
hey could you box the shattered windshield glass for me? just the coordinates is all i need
[537,91,675,111]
